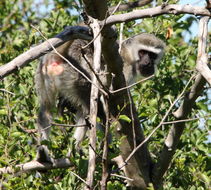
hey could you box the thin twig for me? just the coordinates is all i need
[51,122,86,127]
[14,116,37,135]
[127,87,136,148]
[0,88,15,95]
[101,96,110,190]
[120,73,196,169]
[110,75,154,94]
[161,114,211,125]
[110,173,134,181]
[82,52,109,95]
[89,143,102,159]
[70,171,90,187]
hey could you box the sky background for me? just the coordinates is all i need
[35,0,211,39]
[179,0,211,40]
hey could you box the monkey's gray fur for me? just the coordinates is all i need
[121,33,165,83]
[35,33,165,162]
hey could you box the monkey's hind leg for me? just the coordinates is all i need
[73,116,88,150]
[36,105,53,163]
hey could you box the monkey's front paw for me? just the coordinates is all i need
[36,145,53,163]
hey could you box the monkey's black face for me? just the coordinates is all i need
[138,50,157,77]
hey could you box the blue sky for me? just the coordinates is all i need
[35,0,210,37]
[179,0,211,40]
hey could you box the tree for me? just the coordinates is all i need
[0,0,210,189]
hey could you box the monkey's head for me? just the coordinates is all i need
[120,33,166,83]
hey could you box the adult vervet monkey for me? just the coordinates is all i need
[35,33,165,162]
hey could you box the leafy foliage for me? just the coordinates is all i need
[0,0,210,189]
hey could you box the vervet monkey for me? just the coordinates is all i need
[35,33,165,162]
[121,33,165,83]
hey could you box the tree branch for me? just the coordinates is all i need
[1,4,210,80]
[108,0,153,13]
[0,26,92,79]
[104,4,211,25]
[85,19,102,190]
[101,96,110,190]
[152,74,206,189]
[101,25,152,188]
[0,158,73,175]
[152,16,210,188]
[196,16,211,84]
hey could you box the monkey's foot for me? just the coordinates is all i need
[36,145,53,163]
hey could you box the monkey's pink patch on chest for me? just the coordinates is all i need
[46,61,64,76]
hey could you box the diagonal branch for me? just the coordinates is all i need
[152,74,206,189]
[116,73,195,174]
[108,0,153,13]
[0,158,73,175]
[104,4,211,25]
[0,26,92,79]
[152,16,209,189]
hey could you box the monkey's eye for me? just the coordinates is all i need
[149,52,157,60]
[139,50,158,60]
[139,50,147,57]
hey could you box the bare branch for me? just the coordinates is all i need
[0,158,73,175]
[70,171,90,187]
[196,16,211,84]
[104,4,211,25]
[85,19,102,190]
[101,96,110,190]
[0,88,15,95]
[111,173,134,181]
[0,26,92,79]
[121,73,195,171]
[152,17,209,188]
[109,0,153,13]
[51,122,86,128]
[161,114,211,125]
[110,74,154,94]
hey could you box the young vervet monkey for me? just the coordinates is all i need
[35,33,165,162]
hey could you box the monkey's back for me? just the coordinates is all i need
[35,39,93,114]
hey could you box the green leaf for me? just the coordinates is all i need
[119,115,131,123]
